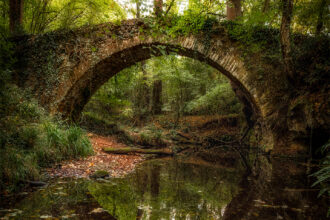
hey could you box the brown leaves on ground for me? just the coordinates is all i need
[46,133,145,179]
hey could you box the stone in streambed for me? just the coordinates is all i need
[89,170,109,179]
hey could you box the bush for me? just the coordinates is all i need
[0,115,93,192]
[186,84,242,115]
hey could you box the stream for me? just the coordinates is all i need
[0,155,328,219]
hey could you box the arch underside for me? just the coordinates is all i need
[57,42,261,124]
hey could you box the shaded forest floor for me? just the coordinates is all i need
[45,133,145,179]
[80,114,242,147]
[80,114,244,165]
[46,114,244,180]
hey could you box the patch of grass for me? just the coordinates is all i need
[80,112,119,136]
[140,132,151,145]
[0,120,93,192]
[34,122,93,167]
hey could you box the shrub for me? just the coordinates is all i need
[186,84,242,115]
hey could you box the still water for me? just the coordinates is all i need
[0,156,328,219]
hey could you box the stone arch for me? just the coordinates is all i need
[58,41,261,124]
[20,20,278,150]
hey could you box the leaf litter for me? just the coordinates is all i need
[46,133,145,179]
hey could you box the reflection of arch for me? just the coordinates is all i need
[223,159,326,219]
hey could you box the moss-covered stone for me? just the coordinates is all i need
[89,170,109,179]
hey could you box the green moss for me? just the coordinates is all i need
[90,170,110,179]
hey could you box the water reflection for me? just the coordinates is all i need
[223,157,329,220]
[89,158,243,220]
[1,156,327,219]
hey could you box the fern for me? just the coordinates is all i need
[310,139,330,216]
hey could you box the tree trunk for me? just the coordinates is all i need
[152,79,162,115]
[280,0,294,81]
[151,0,163,115]
[316,0,326,35]
[9,0,24,35]
[136,0,141,18]
[227,0,242,20]
[141,61,150,111]
[154,0,163,17]
[164,0,175,16]
[262,0,270,13]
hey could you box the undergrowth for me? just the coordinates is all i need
[0,39,92,193]
[311,139,330,217]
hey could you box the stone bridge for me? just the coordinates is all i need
[15,19,328,155]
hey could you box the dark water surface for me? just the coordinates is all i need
[0,156,328,219]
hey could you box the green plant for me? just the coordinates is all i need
[310,139,330,217]
[140,132,151,144]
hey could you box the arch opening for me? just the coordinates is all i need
[57,42,262,127]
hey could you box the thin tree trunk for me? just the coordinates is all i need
[262,0,270,13]
[280,0,294,80]
[164,0,175,16]
[151,0,163,115]
[141,61,150,112]
[154,0,163,17]
[136,0,141,18]
[9,0,24,35]
[135,1,150,119]
[152,79,162,115]
[316,0,326,35]
[227,0,242,20]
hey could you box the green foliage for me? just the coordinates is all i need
[294,0,329,34]
[0,98,93,192]
[39,123,92,163]
[165,11,218,37]
[0,0,126,35]
[186,83,241,115]
[0,93,93,192]
[33,0,126,33]
[84,55,243,124]
[310,139,330,216]
[0,37,92,192]
[311,140,330,194]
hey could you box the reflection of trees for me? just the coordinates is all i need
[14,180,116,219]
[91,159,243,219]
[150,163,161,197]
[88,181,138,219]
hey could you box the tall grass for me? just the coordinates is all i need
[0,120,93,192]
[35,122,93,166]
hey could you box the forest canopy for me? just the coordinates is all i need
[0,0,328,36]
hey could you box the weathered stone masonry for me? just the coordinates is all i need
[16,19,329,155]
